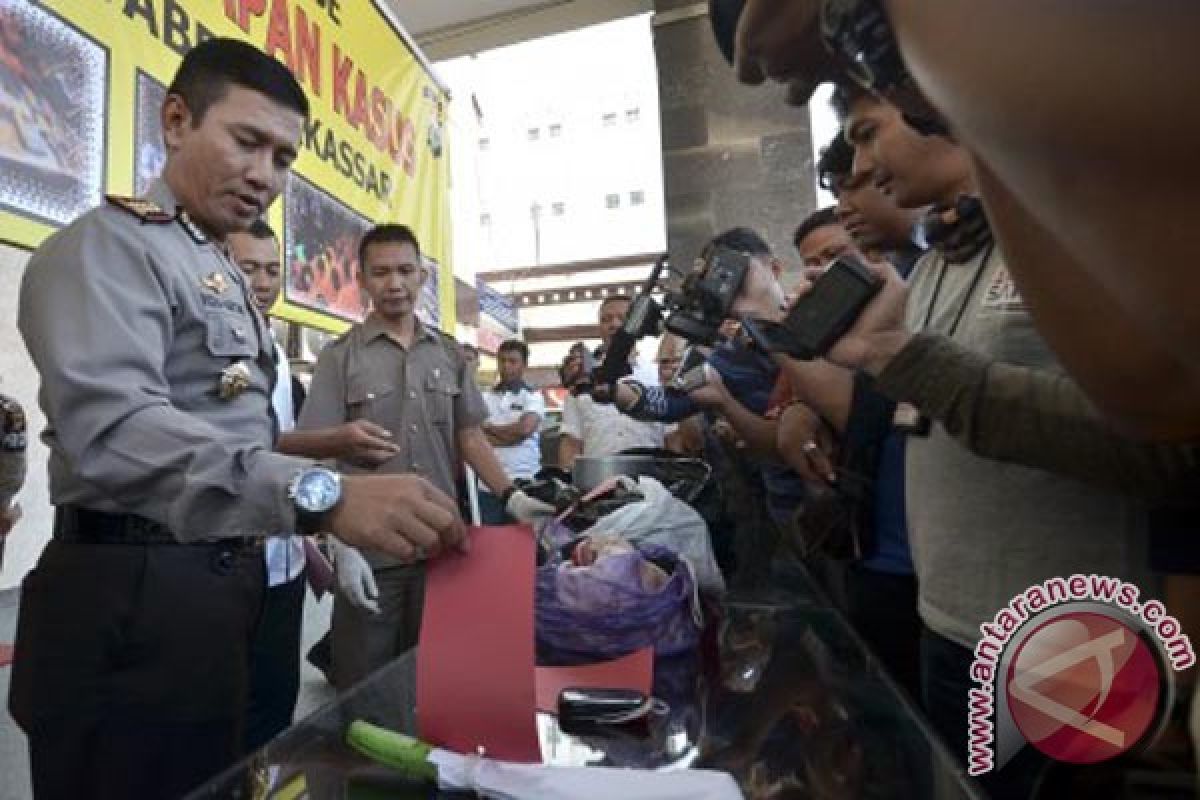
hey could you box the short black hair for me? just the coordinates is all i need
[497,339,529,363]
[833,80,952,137]
[246,218,277,240]
[358,224,421,270]
[709,226,771,257]
[793,207,840,251]
[830,82,874,123]
[817,135,854,194]
[168,38,308,124]
[599,293,632,311]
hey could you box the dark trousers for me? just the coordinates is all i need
[331,564,425,691]
[10,538,265,800]
[845,565,921,700]
[28,716,240,800]
[920,625,1049,800]
[245,570,307,753]
[477,490,513,526]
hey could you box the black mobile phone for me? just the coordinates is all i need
[742,255,882,360]
[558,688,652,735]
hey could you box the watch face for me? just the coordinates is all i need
[295,469,341,514]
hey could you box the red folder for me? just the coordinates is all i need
[417,525,541,762]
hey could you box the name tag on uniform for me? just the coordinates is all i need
[202,271,229,295]
[509,403,524,412]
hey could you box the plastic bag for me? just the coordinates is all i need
[585,477,725,594]
[536,543,701,665]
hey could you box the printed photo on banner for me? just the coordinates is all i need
[0,0,106,227]
[133,69,166,197]
[284,173,372,324]
[1,0,454,334]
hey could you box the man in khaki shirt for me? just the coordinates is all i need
[298,224,551,689]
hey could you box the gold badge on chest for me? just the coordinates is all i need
[218,361,253,400]
[202,271,230,295]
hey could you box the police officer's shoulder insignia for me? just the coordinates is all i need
[106,195,174,224]
[430,327,460,354]
[202,271,230,295]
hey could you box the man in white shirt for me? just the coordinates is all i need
[230,220,405,748]
[558,295,664,467]
[228,220,308,751]
[479,339,545,523]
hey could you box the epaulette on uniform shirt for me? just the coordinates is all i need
[105,195,176,224]
[422,325,466,364]
[431,326,461,350]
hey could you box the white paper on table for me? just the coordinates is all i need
[428,749,744,800]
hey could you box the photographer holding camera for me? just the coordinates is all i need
[711,0,1200,440]
[770,86,1200,797]
[811,87,1200,502]
[602,229,809,533]
[558,297,665,468]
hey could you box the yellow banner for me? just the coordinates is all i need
[0,0,454,333]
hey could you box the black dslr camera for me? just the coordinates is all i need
[589,248,880,394]
[740,255,883,360]
[588,248,749,391]
[662,246,752,346]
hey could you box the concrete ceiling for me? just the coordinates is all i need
[389,0,554,37]
[385,0,652,61]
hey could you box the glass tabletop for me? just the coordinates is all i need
[190,566,983,800]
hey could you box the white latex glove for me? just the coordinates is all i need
[505,489,555,524]
[332,540,380,614]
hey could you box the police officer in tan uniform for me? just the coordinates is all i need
[10,39,464,800]
[298,224,553,690]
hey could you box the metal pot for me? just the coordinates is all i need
[572,455,656,492]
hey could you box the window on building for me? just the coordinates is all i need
[527,127,540,141]
[605,193,620,209]
[480,212,492,227]
[549,123,562,138]
[602,112,617,127]
[552,202,566,216]
[478,137,490,151]
[626,108,640,123]
[630,190,645,206]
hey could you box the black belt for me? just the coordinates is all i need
[54,506,263,550]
